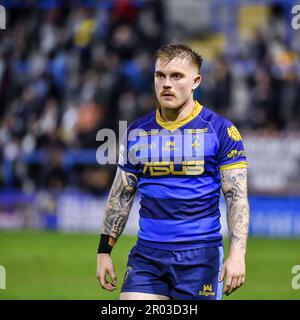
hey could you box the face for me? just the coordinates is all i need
[154,57,201,111]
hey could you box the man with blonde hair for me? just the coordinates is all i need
[96,43,249,300]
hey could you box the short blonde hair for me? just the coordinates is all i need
[154,43,203,72]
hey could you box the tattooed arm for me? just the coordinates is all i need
[96,168,139,291]
[219,168,250,296]
[102,168,138,240]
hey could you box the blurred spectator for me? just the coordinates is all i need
[249,66,276,129]
[77,101,107,148]
[210,55,232,117]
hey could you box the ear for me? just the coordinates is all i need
[192,75,201,90]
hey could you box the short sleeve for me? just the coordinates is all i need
[217,122,247,171]
[118,125,141,175]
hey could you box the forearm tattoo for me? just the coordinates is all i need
[102,168,138,240]
[221,168,250,252]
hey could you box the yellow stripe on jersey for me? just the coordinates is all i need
[219,161,248,171]
[156,100,203,131]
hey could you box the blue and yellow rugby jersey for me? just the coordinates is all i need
[118,100,247,250]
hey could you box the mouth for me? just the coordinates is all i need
[161,93,175,99]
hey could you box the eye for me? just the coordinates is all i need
[172,73,182,80]
[155,73,165,79]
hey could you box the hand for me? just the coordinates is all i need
[96,254,117,291]
[219,248,246,296]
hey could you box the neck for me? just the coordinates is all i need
[160,98,195,122]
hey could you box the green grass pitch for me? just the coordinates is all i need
[0,230,299,299]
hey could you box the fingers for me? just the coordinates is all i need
[236,274,244,288]
[223,273,232,295]
[223,274,245,296]
[96,254,117,291]
[97,269,117,291]
[227,276,238,295]
[107,268,117,290]
[96,262,117,291]
[103,272,117,291]
[241,274,245,285]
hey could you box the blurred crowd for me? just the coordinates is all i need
[0,1,299,194]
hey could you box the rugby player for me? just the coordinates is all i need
[96,43,250,300]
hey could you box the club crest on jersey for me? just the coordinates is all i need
[199,284,215,297]
[227,126,242,141]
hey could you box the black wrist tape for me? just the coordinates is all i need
[97,234,113,254]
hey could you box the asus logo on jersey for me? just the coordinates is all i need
[143,160,204,176]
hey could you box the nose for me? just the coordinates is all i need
[163,77,172,89]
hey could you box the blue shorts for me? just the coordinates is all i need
[121,243,224,300]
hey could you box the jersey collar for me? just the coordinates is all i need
[156,100,203,131]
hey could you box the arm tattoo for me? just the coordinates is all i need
[102,168,138,240]
[221,168,250,253]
